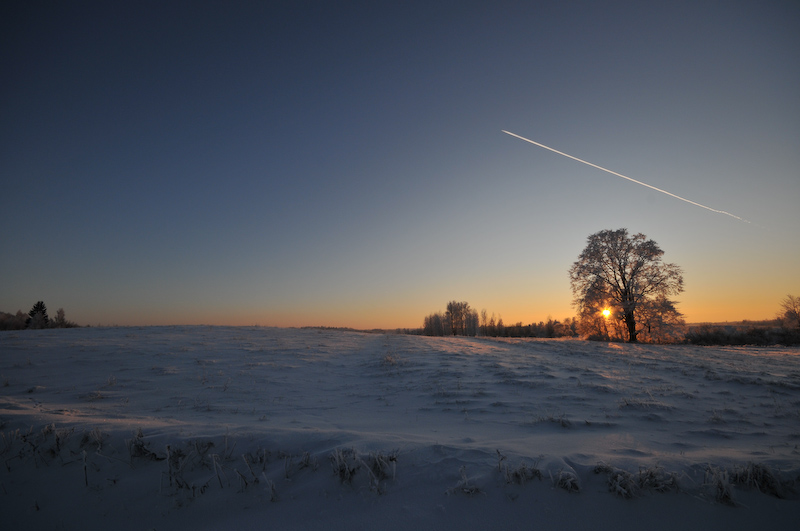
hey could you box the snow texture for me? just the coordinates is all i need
[1,326,799,529]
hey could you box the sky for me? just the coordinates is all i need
[1,0,798,329]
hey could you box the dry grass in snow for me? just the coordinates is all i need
[1,326,799,530]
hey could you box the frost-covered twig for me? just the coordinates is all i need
[704,466,736,506]
[262,473,278,502]
[447,466,482,496]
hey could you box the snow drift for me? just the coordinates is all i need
[1,326,798,529]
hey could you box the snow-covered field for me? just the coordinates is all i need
[1,326,799,530]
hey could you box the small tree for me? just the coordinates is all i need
[51,307,79,328]
[569,229,684,343]
[26,301,50,329]
[54,308,66,327]
[778,295,800,329]
[487,313,497,337]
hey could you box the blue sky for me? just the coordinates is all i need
[2,1,798,328]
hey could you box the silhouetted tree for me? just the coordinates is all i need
[26,301,50,329]
[570,229,684,343]
[487,313,497,337]
[423,301,478,336]
[778,295,800,329]
[544,316,556,338]
[51,307,79,328]
[423,312,448,336]
[445,301,478,336]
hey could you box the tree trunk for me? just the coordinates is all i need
[624,311,638,343]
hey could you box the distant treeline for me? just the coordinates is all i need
[483,317,578,338]
[0,301,80,331]
[417,295,800,345]
[684,296,800,346]
[685,320,800,346]
[421,300,578,338]
[418,317,578,338]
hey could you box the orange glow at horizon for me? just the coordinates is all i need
[72,290,790,330]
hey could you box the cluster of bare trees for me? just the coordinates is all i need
[478,310,503,337]
[422,301,479,336]
[478,311,577,338]
[423,302,578,338]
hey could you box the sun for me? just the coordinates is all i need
[602,309,611,318]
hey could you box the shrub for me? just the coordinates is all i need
[0,311,27,330]
[685,322,800,346]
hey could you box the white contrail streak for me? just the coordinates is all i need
[502,130,750,224]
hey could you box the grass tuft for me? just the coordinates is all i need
[329,448,360,484]
[551,468,580,493]
[594,462,679,498]
[594,463,636,498]
[637,465,678,493]
[704,466,736,505]
[126,428,163,462]
[730,462,793,499]
[497,450,543,485]
[447,465,482,496]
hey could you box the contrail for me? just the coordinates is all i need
[502,130,751,224]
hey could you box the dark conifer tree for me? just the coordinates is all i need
[26,301,50,329]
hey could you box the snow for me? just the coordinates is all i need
[1,326,799,529]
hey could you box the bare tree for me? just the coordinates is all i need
[423,312,447,336]
[779,294,800,329]
[424,301,478,336]
[51,307,79,328]
[446,301,479,336]
[446,301,465,336]
[569,229,684,343]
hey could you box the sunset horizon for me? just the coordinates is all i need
[2,1,797,336]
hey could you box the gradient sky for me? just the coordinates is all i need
[2,1,798,328]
